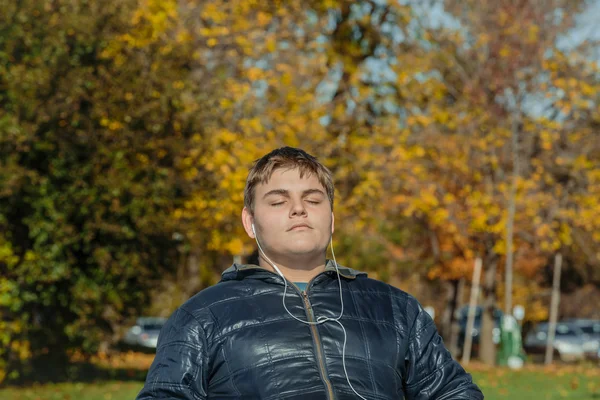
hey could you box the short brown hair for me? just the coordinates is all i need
[244,147,334,213]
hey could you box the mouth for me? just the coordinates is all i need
[288,224,312,231]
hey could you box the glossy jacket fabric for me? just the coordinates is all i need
[136,261,484,400]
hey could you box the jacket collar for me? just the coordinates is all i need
[221,259,366,282]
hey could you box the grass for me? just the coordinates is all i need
[469,363,600,399]
[0,354,598,399]
[0,381,143,400]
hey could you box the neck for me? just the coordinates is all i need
[257,254,326,282]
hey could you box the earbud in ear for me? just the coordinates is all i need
[251,223,256,236]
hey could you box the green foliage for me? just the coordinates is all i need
[0,0,195,382]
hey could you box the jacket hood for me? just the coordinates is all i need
[220,259,367,282]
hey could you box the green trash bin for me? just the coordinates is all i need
[497,314,526,368]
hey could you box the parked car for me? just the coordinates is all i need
[123,317,167,350]
[563,319,600,360]
[523,321,600,362]
[564,319,600,339]
[456,305,503,357]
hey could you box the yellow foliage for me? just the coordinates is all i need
[105,0,600,279]
[527,25,540,43]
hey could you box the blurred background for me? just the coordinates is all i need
[1,0,599,398]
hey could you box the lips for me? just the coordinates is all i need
[288,223,312,231]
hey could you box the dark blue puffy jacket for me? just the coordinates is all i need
[136,261,484,399]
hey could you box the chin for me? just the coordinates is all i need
[286,244,325,257]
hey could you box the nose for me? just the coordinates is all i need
[289,199,307,217]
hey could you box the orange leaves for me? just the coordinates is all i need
[406,114,434,128]
[428,257,474,281]
[121,0,180,48]
[202,3,228,24]
[101,0,600,283]
[527,24,540,43]
[543,52,600,122]
[539,130,556,150]
[498,44,511,59]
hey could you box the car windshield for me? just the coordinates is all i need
[535,324,579,337]
[555,325,577,336]
[142,323,164,331]
[458,306,503,322]
[579,325,600,335]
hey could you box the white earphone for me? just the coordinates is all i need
[250,219,367,400]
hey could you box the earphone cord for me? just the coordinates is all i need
[254,236,368,400]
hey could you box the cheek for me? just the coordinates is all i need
[255,210,284,235]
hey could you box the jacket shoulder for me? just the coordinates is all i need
[354,276,421,304]
[179,280,246,316]
[351,276,426,329]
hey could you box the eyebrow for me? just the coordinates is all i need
[262,188,326,199]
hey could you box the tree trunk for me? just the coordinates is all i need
[479,255,498,365]
[186,250,202,296]
[449,279,465,358]
[462,258,482,365]
[441,280,459,341]
[441,279,464,357]
[545,253,563,364]
[505,109,520,316]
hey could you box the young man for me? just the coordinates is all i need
[136,147,484,399]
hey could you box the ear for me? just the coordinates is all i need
[242,207,255,238]
[331,212,335,234]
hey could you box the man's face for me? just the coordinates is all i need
[242,168,334,262]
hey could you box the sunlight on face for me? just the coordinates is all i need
[248,168,333,262]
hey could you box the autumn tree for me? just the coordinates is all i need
[379,0,597,364]
[170,0,426,279]
[0,0,202,381]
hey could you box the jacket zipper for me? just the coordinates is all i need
[236,265,345,398]
[301,290,335,400]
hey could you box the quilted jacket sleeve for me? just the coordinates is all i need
[404,304,484,400]
[136,308,208,400]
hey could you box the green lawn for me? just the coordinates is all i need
[0,381,143,400]
[1,365,599,399]
[470,367,600,399]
